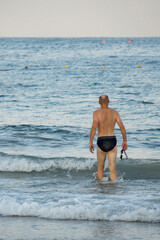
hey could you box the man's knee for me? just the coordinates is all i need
[97,165,104,181]
[109,164,116,173]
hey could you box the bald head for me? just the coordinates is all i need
[99,95,109,105]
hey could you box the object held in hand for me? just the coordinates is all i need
[120,149,128,160]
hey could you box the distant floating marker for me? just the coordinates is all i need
[64,66,69,68]
[128,40,132,43]
[137,65,141,68]
[101,66,106,69]
[25,66,29,69]
[102,40,106,44]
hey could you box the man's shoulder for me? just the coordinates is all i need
[93,109,100,114]
[93,109,101,119]
[93,108,119,115]
[109,108,118,114]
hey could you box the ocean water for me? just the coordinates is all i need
[0,37,160,240]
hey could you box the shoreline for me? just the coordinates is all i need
[0,216,160,240]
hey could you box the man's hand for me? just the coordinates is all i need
[122,141,128,151]
[89,142,94,153]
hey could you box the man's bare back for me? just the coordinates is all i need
[89,95,127,181]
[94,108,118,137]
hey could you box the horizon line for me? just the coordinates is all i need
[0,36,160,38]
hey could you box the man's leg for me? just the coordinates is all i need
[108,146,117,181]
[97,146,106,181]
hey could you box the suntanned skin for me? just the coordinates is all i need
[89,95,127,181]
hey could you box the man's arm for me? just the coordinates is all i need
[116,112,128,151]
[89,111,98,153]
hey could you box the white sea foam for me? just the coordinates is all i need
[0,196,159,223]
[0,156,96,172]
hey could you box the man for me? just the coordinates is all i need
[89,95,127,181]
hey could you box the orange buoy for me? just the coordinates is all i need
[102,40,106,44]
[64,66,69,68]
[101,66,106,69]
[137,66,141,68]
[25,66,29,69]
[128,40,132,43]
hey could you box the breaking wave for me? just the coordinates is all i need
[0,152,96,172]
[0,196,159,223]
[0,152,159,179]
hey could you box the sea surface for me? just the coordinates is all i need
[0,37,160,240]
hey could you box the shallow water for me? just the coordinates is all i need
[0,217,160,240]
[0,37,160,239]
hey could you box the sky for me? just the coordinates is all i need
[0,0,160,37]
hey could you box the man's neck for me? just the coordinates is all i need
[100,104,109,109]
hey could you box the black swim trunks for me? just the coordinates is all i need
[97,136,117,152]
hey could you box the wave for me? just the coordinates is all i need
[0,124,88,140]
[0,196,159,223]
[141,101,154,105]
[0,152,160,180]
[0,124,86,133]
[117,159,160,180]
[0,152,96,172]
[0,69,15,71]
